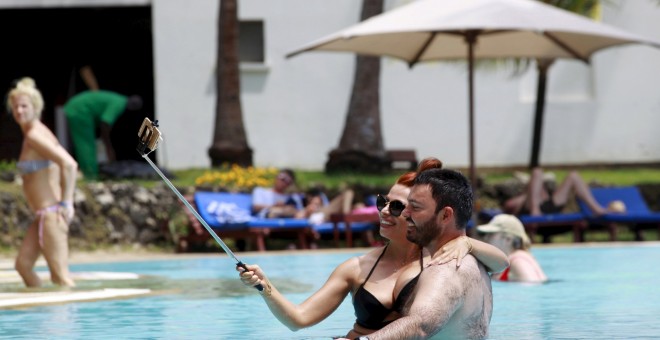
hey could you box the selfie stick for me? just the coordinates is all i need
[136,118,263,291]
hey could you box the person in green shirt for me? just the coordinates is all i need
[63,90,142,179]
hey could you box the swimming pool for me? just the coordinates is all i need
[1,244,659,339]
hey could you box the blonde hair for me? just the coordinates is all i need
[7,77,44,117]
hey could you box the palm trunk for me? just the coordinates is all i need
[208,0,253,167]
[325,0,387,173]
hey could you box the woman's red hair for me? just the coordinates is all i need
[396,157,443,187]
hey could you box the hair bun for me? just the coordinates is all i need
[417,157,443,172]
[16,77,37,89]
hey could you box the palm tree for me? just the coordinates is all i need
[325,0,387,173]
[208,0,253,167]
[528,0,600,168]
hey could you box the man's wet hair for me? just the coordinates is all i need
[413,168,473,229]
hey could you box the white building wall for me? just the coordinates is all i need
[154,0,660,170]
[154,0,364,169]
[152,0,219,169]
[591,0,660,164]
[238,0,362,170]
[4,0,659,170]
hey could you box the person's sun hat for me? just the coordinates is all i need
[477,214,531,248]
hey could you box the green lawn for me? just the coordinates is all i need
[169,166,660,189]
[482,167,660,186]
[3,164,658,190]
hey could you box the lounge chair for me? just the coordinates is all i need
[179,191,313,252]
[320,211,380,247]
[577,186,660,241]
[518,212,587,243]
[477,208,587,243]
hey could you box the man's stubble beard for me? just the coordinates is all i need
[406,215,439,247]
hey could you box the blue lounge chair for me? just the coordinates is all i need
[577,186,660,241]
[194,191,253,227]
[477,207,586,243]
[518,212,587,243]
[191,191,313,251]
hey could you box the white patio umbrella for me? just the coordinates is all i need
[287,0,660,188]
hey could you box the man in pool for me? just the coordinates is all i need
[357,168,493,339]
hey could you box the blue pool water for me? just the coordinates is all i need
[1,244,659,339]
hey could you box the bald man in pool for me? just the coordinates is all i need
[352,169,493,340]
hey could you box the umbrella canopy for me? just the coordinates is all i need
[287,0,660,188]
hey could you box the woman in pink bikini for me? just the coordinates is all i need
[7,77,78,287]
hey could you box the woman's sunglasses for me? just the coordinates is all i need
[376,194,406,217]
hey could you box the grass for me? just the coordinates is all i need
[166,166,660,189]
[488,168,660,186]
[1,164,658,194]
[2,165,658,193]
[164,167,401,189]
[566,168,660,186]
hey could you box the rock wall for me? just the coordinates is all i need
[3,177,658,251]
[0,182,190,250]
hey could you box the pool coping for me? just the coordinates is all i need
[1,240,658,268]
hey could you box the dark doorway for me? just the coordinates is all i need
[0,5,154,163]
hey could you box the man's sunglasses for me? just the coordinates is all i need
[376,194,406,217]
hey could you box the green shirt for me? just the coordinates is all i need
[63,90,128,126]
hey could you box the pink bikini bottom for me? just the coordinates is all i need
[35,204,61,247]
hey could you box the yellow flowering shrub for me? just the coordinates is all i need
[194,164,278,192]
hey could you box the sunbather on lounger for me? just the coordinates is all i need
[294,187,355,225]
[251,168,302,218]
[503,167,610,216]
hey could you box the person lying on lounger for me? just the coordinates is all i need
[294,186,380,247]
[293,186,355,225]
[237,158,509,339]
[503,167,625,216]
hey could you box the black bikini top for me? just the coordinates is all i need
[352,244,423,330]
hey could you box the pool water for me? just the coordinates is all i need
[1,244,659,339]
[491,244,660,340]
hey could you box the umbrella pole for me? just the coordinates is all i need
[529,58,555,169]
[466,31,478,191]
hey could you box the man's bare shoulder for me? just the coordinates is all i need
[423,255,481,279]
[417,255,486,300]
[416,256,481,299]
